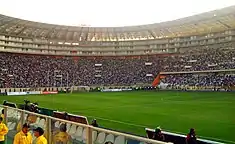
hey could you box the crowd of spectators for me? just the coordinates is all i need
[162,74,235,87]
[0,47,234,88]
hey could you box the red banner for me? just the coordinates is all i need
[42,91,58,94]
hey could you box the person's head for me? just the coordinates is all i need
[0,117,3,123]
[59,123,67,132]
[33,127,44,138]
[92,119,97,124]
[22,123,30,134]
[105,142,113,144]
[189,128,195,135]
[64,113,69,120]
[155,128,161,134]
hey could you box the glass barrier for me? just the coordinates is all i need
[92,127,148,144]
[51,117,89,144]
[6,107,22,144]
[3,106,167,144]
[0,105,3,121]
[24,111,48,143]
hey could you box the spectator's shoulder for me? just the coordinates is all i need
[186,134,190,140]
[14,132,20,138]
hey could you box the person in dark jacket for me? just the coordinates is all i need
[153,127,165,141]
[186,128,197,144]
[91,119,98,127]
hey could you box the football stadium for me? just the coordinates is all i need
[0,1,235,144]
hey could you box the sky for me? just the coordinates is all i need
[0,0,235,27]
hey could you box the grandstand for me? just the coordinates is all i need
[0,4,235,144]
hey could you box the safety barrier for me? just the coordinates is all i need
[0,105,168,144]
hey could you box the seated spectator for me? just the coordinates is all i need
[0,46,234,87]
[186,128,197,144]
[91,119,99,127]
[153,127,165,141]
[53,123,71,144]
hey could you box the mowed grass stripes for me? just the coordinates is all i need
[0,91,234,143]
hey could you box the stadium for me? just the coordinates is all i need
[0,1,235,144]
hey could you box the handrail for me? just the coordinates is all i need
[3,105,168,144]
[145,128,224,144]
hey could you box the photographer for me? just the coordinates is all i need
[20,100,39,113]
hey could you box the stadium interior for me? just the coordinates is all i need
[0,4,235,144]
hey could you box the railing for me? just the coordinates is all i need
[1,105,168,144]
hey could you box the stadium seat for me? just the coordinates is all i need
[114,136,125,144]
[66,123,71,133]
[68,124,77,139]
[7,122,16,130]
[92,131,98,142]
[10,122,16,130]
[105,134,115,143]
[31,117,40,127]
[75,126,83,141]
[7,110,14,117]
[82,128,87,143]
[54,121,60,128]
[7,122,12,129]
[95,132,106,144]
[38,119,46,129]
[24,114,28,121]
[16,112,21,120]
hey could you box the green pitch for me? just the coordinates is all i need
[1,91,235,143]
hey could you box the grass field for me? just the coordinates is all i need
[0,91,235,143]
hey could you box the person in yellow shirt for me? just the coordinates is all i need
[33,127,47,144]
[0,117,8,144]
[13,123,32,144]
[53,123,71,144]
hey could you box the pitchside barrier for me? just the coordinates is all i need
[0,105,169,144]
[145,128,224,144]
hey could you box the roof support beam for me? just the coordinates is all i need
[147,30,156,39]
[78,27,84,41]
[217,20,231,29]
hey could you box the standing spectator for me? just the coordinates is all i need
[186,128,197,144]
[33,127,47,144]
[13,123,32,144]
[0,117,8,144]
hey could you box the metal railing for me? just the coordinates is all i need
[1,105,168,144]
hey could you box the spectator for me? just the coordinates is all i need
[0,46,234,87]
[0,117,8,144]
[162,74,235,88]
[153,127,165,142]
[186,128,197,144]
[13,123,32,144]
[91,119,99,127]
[33,127,47,144]
[53,123,71,144]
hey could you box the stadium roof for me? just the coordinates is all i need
[0,5,235,41]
